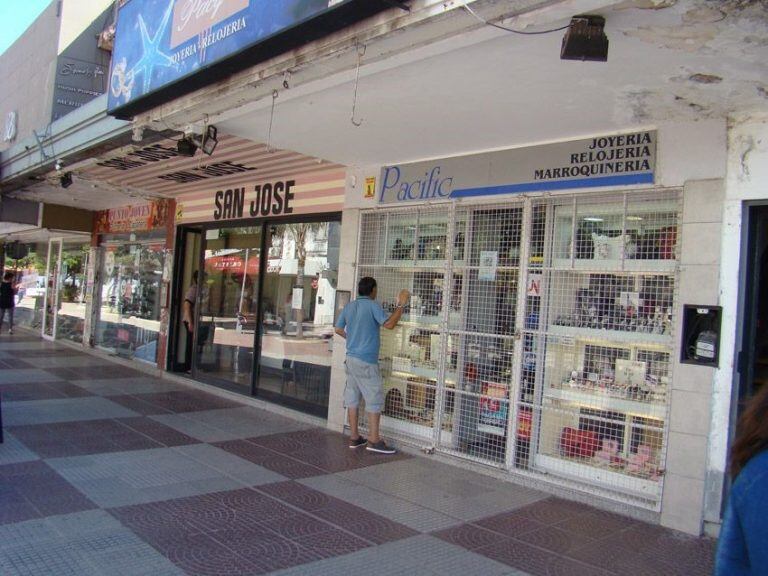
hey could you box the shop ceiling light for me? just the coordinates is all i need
[176,137,198,157]
[560,15,608,62]
[60,172,73,188]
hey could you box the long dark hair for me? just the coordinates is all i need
[730,384,768,479]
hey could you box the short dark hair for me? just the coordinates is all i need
[358,276,377,297]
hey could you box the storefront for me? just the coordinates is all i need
[170,165,344,417]
[333,125,725,524]
[2,203,93,343]
[90,200,173,364]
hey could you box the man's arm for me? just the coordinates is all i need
[334,327,346,339]
[182,300,194,331]
[383,289,410,330]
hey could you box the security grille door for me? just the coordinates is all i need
[357,189,680,508]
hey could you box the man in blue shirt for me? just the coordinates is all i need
[335,277,409,454]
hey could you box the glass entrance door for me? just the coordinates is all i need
[256,221,340,415]
[42,239,62,339]
[195,226,261,389]
[57,242,89,343]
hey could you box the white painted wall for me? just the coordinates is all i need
[58,0,115,55]
[703,115,768,525]
[329,120,730,535]
[0,2,60,151]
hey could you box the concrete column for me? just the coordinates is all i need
[661,178,724,534]
[327,207,361,432]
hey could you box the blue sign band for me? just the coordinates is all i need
[450,173,655,198]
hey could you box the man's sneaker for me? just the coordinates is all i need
[349,436,367,449]
[366,440,397,455]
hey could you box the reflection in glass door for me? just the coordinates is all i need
[57,242,89,343]
[195,226,261,388]
[43,239,62,339]
[257,221,340,415]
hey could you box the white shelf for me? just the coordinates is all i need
[534,454,661,498]
[545,387,667,420]
[382,260,448,269]
[390,367,457,382]
[400,314,442,327]
[547,325,672,347]
[550,258,677,272]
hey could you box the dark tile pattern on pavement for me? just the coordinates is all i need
[109,390,245,415]
[0,332,717,576]
[0,460,97,525]
[0,381,92,401]
[434,498,716,576]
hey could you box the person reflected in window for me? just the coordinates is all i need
[335,276,409,455]
[0,271,17,334]
[715,384,768,575]
[182,271,198,372]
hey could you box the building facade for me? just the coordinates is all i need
[1,0,766,537]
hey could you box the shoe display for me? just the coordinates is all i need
[366,440,397,455]
[348,436,367,449]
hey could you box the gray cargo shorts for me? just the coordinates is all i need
[344,356,384,413]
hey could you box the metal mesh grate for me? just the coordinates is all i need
[355,189,680,506]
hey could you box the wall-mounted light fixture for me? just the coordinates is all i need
[560,15,608,62]
[176,137,198,157]
[60,172,73,188]
[176,125,218,157]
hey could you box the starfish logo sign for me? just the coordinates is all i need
[117,0,177,102]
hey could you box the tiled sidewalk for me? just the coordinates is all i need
[0,333,716,575]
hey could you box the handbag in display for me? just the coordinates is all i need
[658,226,677,259]
[390,238,413,260]
[559,427,600,458]
[574,226,594,259]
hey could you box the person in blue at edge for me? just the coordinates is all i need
[715,383,768,575]
[335,277,409,455]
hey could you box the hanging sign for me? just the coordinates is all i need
[378,131,656,204]
[527,274,542,297]
[292,287,304,309]
[479,251,498,281]
[478,381,509,435]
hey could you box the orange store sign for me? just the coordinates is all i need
[94,199,171,234]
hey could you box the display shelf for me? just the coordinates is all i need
[550,258,677,272]
[544,388,667,420]
[383,260,450,269]
[547,325,672,347]
[399,314,442,327]
[391,367,457,383]
[534,454,661,498]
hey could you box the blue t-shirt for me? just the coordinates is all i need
[335,296,388,365]
[715,449,768,575]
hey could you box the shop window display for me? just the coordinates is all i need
[56,243,90,343]
[358,190,680,506]
[256,221,340,414]
[531,192,679,501]
[9,243,49,330]
[94,236,165,362]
